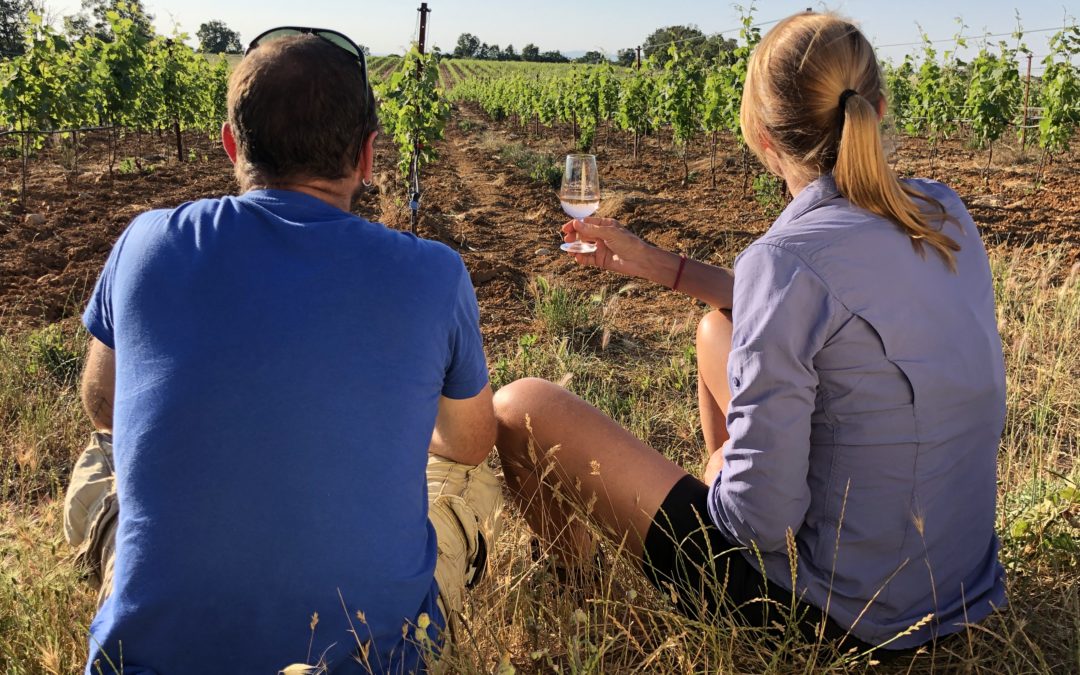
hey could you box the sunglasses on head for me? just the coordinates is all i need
[246,26,369,89]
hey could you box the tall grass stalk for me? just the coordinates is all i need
[0,247,1076,673]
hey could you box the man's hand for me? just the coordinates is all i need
[429,385,496,466]
[81,337,115,432]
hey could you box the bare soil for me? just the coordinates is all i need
[2,107,1077,344]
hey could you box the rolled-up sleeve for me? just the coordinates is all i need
[708,243,843,552]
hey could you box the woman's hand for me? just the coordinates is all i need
[702,448,725,486]
[561,217,672,283]
[561,217,735,310]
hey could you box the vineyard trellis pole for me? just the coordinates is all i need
[409,2,431,235]
[1021,52,1033,150]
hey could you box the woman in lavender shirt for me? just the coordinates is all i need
[494,12,1007,652]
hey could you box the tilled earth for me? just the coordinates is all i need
[2,107,1077,346]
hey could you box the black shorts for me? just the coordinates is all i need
[641,475,872,651]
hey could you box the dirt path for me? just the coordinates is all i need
[2,102,1076,338]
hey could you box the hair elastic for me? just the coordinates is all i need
[839,89,859,109]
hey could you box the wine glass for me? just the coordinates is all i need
[558,154,600,254]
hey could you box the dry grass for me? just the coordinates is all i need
[1,245,1077,673]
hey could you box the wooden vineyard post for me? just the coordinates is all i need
[409,2,431,235]
[417,3,429,57]
[1020,53,1032,152]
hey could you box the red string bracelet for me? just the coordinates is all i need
[672,254,688,291]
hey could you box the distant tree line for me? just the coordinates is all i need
[450,33,570,63]
[0,0,246,56]
[447,24,735,67]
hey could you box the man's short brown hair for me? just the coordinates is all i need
[227,35,378,190]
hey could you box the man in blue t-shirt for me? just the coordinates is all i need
[62,29,502,674]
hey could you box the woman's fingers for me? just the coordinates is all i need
[575,217,621,240]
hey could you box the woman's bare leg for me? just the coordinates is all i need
[494,378,688,561]
[696,310,734,455]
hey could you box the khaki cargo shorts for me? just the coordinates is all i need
[63,433,503,622]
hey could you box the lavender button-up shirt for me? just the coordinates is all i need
[709,174,1007,648]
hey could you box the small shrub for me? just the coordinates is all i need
[528,276,594,341]
[529,162,563,190]
[752,172,786,218]
[1002,476,1080,567]
[26,323,83,387]
[118,157,138,175]
[496,142,563,190]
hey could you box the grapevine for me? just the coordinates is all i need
[375,45,451,231]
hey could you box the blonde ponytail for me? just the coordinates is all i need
[741,12,962,272]
[835,93,960,271]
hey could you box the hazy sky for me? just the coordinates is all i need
[40,1,1076,71]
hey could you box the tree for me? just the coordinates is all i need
[501,43,515,61]
[539,50,568,63]
[478,42,499,60]
[575,50,606,64]
[65,0,154,43]
[0,0,28,57]
[616,48,636,68]
[643,24,735,67]
[196,20,240,54]
[643,25,705,66]
[453,32,479,58]
[63,13,92,41]
[521,43,539,61]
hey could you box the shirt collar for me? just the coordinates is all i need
[239,189,352,219]
[769,173,841,232]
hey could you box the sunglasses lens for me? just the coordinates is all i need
[248,28,302,52]
[316,31,361,60]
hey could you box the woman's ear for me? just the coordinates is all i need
[221,123,238,165]
[877,96,888,121]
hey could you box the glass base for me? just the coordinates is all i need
[560,241,598,254]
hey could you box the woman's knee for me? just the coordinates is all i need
[696,309,733,351]
[493,377,571,437]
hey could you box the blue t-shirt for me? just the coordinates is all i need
[82,190,489,674]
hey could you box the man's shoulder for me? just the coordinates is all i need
[368,226,468,280]
[125,196,232,234]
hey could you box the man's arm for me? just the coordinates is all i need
[429,385,496,466]
[81,336,115,432]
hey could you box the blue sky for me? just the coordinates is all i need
[41,1,1076,70]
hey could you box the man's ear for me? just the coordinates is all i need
[222,123,238,165]
[358,131,377,183]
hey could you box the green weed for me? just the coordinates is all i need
[492,140,563,190]
[752,172,786,218]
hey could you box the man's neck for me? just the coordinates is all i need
[260,178,354,213]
